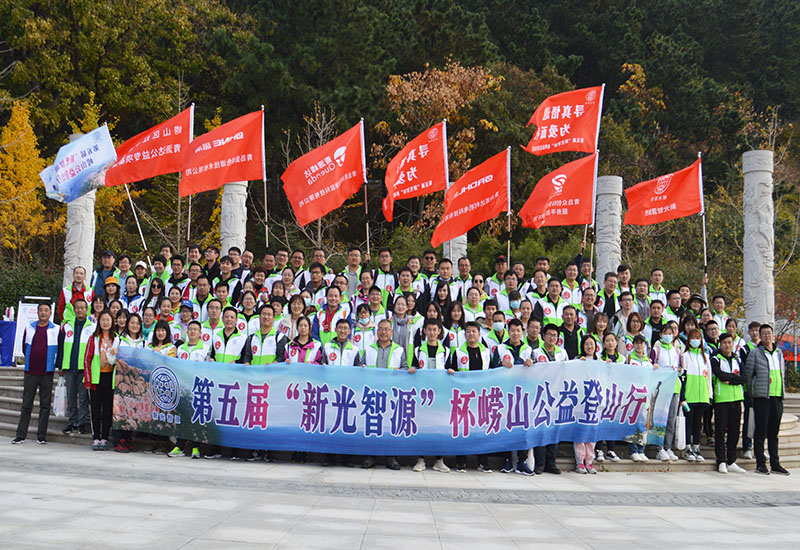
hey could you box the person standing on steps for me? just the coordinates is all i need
[744,324,790,475]
[12,303,60,445]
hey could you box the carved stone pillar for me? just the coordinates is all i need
[595,176,623,282]
[743,150,775,326]
[220,181,248,255]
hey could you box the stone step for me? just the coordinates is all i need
[0,421,93,445]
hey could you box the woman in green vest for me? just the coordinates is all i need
[83,311,117,452]
[680,328,712,462]
[149,320,177,357]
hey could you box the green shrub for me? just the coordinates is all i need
[0,262,62,314]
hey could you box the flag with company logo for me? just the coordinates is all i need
[106,106,193,187]
[522,85,604,156]
[519,152,598,229]
[431,149,509,248]
[624,157,703,225]
[383,121,449,222]
[282,120,367,226]
[39,124,117,203]
[179,110,264,197]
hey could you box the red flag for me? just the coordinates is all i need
[431,149,509,248]
[624,157,704,225]
[281,121,366,226]
[522,85,604,156]
[179,110,264,197]
[106,106,193,187]
[519,152,598,229]
[382,121,449,222]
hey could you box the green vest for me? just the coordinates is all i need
[61,320,94,371]
[683,348,711,404]
[249,328,282,365]
[88,335,117,387]
[713,352,744,403]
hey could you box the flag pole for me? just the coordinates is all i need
[186,195,192,258]
[442,119,451,260]
[698,151,707,274]
[360,118,370,257]
[261,105,269,248]
[184,102,195,260]
[124,183,152,270]
[506,146,512,264]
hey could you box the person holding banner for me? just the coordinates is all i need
[321,318,364,468]
[410,318,450,473]
[574,335,600,474]
[149,320,177,357]
[170,321,209,459]
[447,321,492,473]
[651,322,682,462]
[492,318,536,476]
[83,311,118,451]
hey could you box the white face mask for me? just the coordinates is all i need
[661,334,674,344]
[303,297,312,307]
[358,317,370,326]
[493,321,505,333]
[509,300,521,310]
[690,338,702,348]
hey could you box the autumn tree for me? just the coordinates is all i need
[0,100,57,263]
[372,60,501,231]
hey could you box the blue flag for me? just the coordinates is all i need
[39,124,117,203]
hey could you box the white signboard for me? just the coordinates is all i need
[14,298,55,361]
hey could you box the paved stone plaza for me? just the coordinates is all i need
[1,442,798,549]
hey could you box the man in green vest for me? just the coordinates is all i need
[56,299,93,434]
[711,333,746,474]
[242,304,287,365]
[743,324,790,475]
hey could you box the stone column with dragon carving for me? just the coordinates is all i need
[742,150,775,326]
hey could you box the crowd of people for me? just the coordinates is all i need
[11,241,791,476]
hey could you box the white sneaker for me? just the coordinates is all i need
[718,462,728,473]
[667,449,679,462]
[639,453,649,462]
[743,449,753,460]
[631,453,643,462]
[684,450,696,462]
[413,458,426,472]
[607,451,621,463]
[727,462,747,474]
[694,448,705,462]
[656,449,670,462]
[432,458,450,473]
[595,450,605,462]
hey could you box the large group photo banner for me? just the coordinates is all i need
[116,348,677,456]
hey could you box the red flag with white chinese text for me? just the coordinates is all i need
[522,85,604,156]
[281,121,367,226]
[179,110,264,197]
[382,121,448,222]
[105,106,193,187]
[624,157,703,225]
[519,152,598,229]
[431,149,509,248]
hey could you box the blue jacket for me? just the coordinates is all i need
[23,321,60,373]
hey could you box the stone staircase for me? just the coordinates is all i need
[1,366,799,472]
